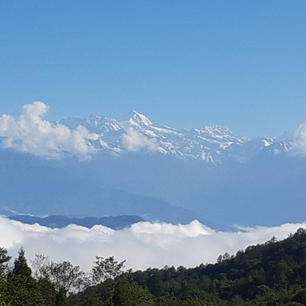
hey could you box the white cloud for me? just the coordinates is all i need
[0,216,304,272]
[290,122,306,156]
[122,127,157,152]
[0,102,98,159]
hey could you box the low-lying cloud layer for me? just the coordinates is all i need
[0,102,98,159]
[0,216,304,271]
[291,121,306,156]
[122,127,158,152]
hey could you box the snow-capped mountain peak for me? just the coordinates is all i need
[129,111,153,127]
[58,112,293,165]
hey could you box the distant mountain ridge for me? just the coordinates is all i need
[0,148,201,225]
[8,214,144,230]
[59,111,292,165]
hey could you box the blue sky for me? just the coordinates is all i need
[0,0,305,137]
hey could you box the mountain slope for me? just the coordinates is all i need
[8,215,144,230]
[0,149,199,224]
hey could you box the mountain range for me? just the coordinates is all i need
[60,111,292,165]
[8,214,144,230]
[0,110,305,227]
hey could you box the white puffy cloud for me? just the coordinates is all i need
[0,216,304,272]
[290,122,306,156]
[122,127,158,152]
[0,102,98,159]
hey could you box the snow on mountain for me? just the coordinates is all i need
[129,111,153,127]
[59,112,293,164]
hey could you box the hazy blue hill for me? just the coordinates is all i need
[0,142,305,227]
[67,149,306,226]
[0,149,201,224]
[190,151,306,225]
[8,214,144,229]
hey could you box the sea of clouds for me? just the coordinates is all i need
[0,216,304,271]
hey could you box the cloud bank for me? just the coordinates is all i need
[0,216,304,271]
[0,102,98,159]
[122,127,157,152]
[291,121,306,156]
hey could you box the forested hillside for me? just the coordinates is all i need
[0,228,305,306]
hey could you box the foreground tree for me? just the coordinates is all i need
[113,277,154,306]
[0,248,10,278]
[91,256,125,285]
[90,256,125,306]
[33,254,87,294]
[0,294,10,306]
[12,249,31,278]
[7,249,45,306]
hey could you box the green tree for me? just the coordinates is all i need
[37,278,57,306]
[55,288,70,306]
[12,249,31,277]
[0,293,10,306]
[113,278,154,306]
[0,248,11,278]
[32,254,87,294]
[91,256,125,306]
[91,256,125,285]
[7,248,45,305]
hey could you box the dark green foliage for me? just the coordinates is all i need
[91,256,125,285]
[37,278,57,306]
[0,248,58,306]
[7,274,44,306]
[0,293,10,306]
[55,288,70,306]
[6,248,46,305]
[113,276,155,306]
[0,249,10,297]
[32,254,87,294]
[0,248,10,276]
[12,249,31,277]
